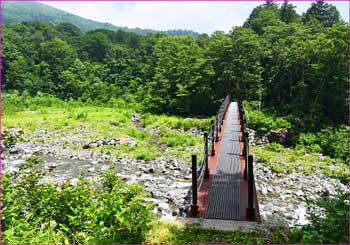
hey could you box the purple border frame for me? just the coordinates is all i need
[0,0,349,244]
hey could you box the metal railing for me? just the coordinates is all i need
[190,94,231,216]
[238,100,256,221]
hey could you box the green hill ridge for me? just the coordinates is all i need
[2,2,200,37]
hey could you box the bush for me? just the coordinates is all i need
[142,113,211,131]
[294,133,322,153]
[159,129,197,147]
[292,191,349,243]
[243,101,291,134]
[265,143,285,152]
[294,126,348,163]
[2,157,154,244]
[317,126,348,163]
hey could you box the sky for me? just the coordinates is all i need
[39,1,349,34]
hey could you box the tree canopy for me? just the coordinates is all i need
[2,1,347,125]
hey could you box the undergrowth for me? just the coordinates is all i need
[3,92,208,161]
[251,144,348,178]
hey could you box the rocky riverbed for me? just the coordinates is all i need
[254,161,348,227]
[3,126,197,218]
[3,154,193,217]
[3,127,348,227]
[247,128,348,227]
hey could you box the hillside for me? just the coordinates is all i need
[2,2,200,38]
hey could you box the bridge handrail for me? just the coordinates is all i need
[196,94,231,190]
[190,94,231,216]
[239,100,256,220]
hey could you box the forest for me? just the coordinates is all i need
[2,1,349,244]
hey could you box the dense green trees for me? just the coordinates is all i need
[144,35,208,115]
[2,1,347,126]
[302,0,341,27]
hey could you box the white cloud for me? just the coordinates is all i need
[40,1,349,34]
[39,1,134,23]
[113,2,258,34]
[40,1,258,34]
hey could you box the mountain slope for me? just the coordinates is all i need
[3,2,200,38]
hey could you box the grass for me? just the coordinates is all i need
[3,93,210,161]
[145,221,294,244]
[142,113,212,131]
[251,143,348,178]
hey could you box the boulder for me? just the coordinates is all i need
[268,129,291,146]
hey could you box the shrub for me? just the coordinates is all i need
[294,133,322,153]
[2,157,154,244]
[294,126,348,163]
[159,129,197,147]
[243,101,291,134]
[265,143,285,152]
[317,126,348,163]
[292,191,349,244]
[142,114,211,131]
[272,165,285,173]
[75,112,88,120]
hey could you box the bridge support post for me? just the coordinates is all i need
[244,132,249,180]
[246,155,256,221]
[190,155,199,217]
[215,117,219,142]
[210,120,215,156]
[204,133,209,179]
[221,109,224,124]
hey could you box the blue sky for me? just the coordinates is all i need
[40,1,349,34]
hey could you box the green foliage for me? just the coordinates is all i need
[142,113,211,131]
[159,129,197,147]
[252,145,348,177]
[3,3,348,122]
[265,143,285,152]
[302,1,341,27]
[294,133,322,153]
[294,126,348,164]
[280,1,301,24]
[291,191,349,243]
[2,158,154,244]
[2,129,23,150]
[143,35,208,115]
[146,221,296,244]
[244,101,291,133]
[3,92,204,161]
[316,126,348,163]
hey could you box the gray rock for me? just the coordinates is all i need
[131,113,141,122]
[176,182,192,189]
[296,190,304,197]
[268,129,291,146]
[322,189,330,196]
[69,178,79,186]
[158,202,170,211]
[125,139,137,147]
